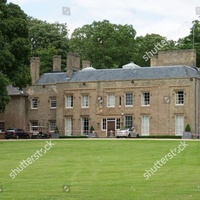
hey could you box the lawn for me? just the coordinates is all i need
[0,139,200,200]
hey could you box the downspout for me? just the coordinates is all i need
[194,78,199,136]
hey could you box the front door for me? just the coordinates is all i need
[107,121,115,137]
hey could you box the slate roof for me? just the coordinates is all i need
[34,65,200,85]
[6,85,28,96]
[35,72,70,84]
[70,65,200,82]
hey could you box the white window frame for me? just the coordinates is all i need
[102,119,107,130]
[125,116,133,128]
[175,91,184,105]
[107,94,115,107]
[81,117,89,135]
[82,95,89,108]
[50,97,57,109]
[65,117,73,136]
[31,98,38,109]
[49,121,56,132]
[175,115,184,136]
[30,121,38,132]
[66,95,73,108]
[125,93,133,107]
[142,92,150,106]
[141,115,150,136]
[116,118,121,129]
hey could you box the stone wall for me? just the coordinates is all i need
[151,49,196,67]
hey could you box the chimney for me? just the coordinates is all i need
[30,57,40,85]
[151,49,196,67]
[82,60,91,69]
[53,55,61,72]
[67,52,80,77]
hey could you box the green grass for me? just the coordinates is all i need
[0,139,200,200]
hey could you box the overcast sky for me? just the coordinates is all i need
[7,0,200,40]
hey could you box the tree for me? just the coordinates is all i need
[0,73,10,112]
[176,20,200,68]
[0,0,31,89]
[69,20,136,69]
[29,18,69,74]
[133,34,168,66]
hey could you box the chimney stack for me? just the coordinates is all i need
[151,49,196,67]
[53,55,61,72]
[67,52,80,77]
[82,60,90,69]
[30,57,40,85]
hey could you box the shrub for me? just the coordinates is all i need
[140,135,182,139]
[59,135,88,139]
[185,124,191,132]
[90,126,95,133]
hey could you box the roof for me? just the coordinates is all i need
[35,72,70,84]
[6,85,28,96]
[70,65,200,82]
[122,62,141,69]
[34,65,200,85]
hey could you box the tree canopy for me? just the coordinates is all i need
[70,20,136,69]
[0,73,10,112]
[0,0,31,89]
[29,18,69,74]
[0,0,30,111]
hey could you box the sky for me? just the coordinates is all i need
[7,0,200,40]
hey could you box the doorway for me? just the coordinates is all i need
[107,120,115,137]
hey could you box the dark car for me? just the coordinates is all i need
[4,128,30,139]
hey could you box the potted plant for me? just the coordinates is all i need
[52,126,60,138]
[88,126,97,137]
[183,123,191,139]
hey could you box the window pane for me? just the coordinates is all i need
[125,93,133,106]
[32,99,38,108]
[82,95,89,107]
[175,115,184,135]
[102,119,107,130]
[50,121,56,132]
[141,116,150,135]
[116,118,120,129]
[176,91,184,105]
[65,117,73,136]
[142,93,150,105]
[66,95,73,108]
[82,117,89,135]
[119,96,121,107]
[125,116,133,128]
[30,121,38,132]
[50,97,57,108]
[108,94,115,107]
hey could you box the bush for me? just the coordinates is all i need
[59,135,88,139]
[140,135,182,139]
[90,126,95,133]
[185,124,191,132]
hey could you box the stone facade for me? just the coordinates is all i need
[151,49,196,67]
[0,50,200,137]
[30,57,40,85]
[0,85,28,133]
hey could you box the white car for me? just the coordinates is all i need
[116,127,139,138]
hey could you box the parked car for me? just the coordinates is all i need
[30,126,50,139]
[116,127,139,138]
[4,128,30,139]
